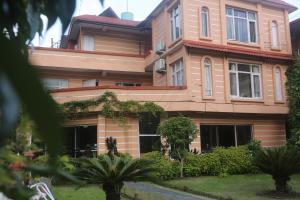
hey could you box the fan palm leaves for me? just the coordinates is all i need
[254,147,300,193]
[78,155,154,200]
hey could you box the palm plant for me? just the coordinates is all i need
[105,137,118,157]
[78,155,153,200]
[254,147,300,193]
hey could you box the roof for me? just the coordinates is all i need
[265,0,298,12]
[99,7,119,18]
[73,15,140,27]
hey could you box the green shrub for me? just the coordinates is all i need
[184,152,222,176]
[141,151,180,180]
[34,154,76,173]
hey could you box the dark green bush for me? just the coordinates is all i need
[141,151,180,180]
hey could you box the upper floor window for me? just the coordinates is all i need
[274,67,283,101]
[115,82,142,86]
[82,35,94,51]
[43,78,68,90]
[229,62,261,98]
[83,79,99,87]
[201,7,210,37]
[203,58,213,96]
[171,4,182,41]
[226,7,257,43]
[271,21,279,49]
[172,59,184,86]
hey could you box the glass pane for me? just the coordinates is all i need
[230,73,237,96]
[238,73,252,98]
[235,18,248,42]
[248,12,256,20]
[252,65,260,73]
[200,125,218,152]
[272,22,279,48]
[205,62,212,96]
[234,9,246,18]
[175,15,180,38]
[236,126,252,145]
[253,75,261,97]
[218,126,235,147]
[226,7,233,15]
[249,21,256,43]
[227,16,234,40]
[140,136,161,154]
[139,113,160,135]
[275,69,283,101]
[229,63,237,71]
[202,12,208,37]
[238,64,251,72]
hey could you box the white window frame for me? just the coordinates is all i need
[43,78,69,90]
[204,58,213,97]
[82,35,95,51]
[226,7,258,44]
[172,59,184,86]
[274,67,283,101]
[229,62,262,99]
[201,7,210,38]
[171,4,182,41]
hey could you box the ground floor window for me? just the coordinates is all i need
[200,125,252,153]
[63,126,97,157]
[139,113,161,154]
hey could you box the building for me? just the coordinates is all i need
[29,0,297,158]
[290,18,300,55]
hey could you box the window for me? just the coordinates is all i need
[139,113,161,154]
[43,78,68,90]
[203,58,213,96]
[229,62,262,98]
[226,7,257,43]
[201,7,209,37]
[83,79,99,87]
[82,35,94,51]
[171,4,182,41]
[274,67,283,101]
[200,125,252,152]
[115,82,142,86]
[271,21,279,49]
[172,59,184,86]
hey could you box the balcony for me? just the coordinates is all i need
[29,47,146,73]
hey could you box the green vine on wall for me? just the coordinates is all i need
[286,56,300,145]
[57,91,166,124]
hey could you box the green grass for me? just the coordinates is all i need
[163,174,300,200]
[53,185,170,200]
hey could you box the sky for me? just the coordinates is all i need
[32,0,300,47]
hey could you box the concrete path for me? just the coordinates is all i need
[125,182,213,200]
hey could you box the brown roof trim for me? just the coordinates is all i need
[50,85,187,93]
[32,47,145,58]
[183,40,293,61]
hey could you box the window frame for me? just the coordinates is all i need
[273,66,284,102]
[202,57,214,98]
[226,7,258,44]
[200,6,210,38]
[170,3,182,42]
[82,35,95,51]
[229,62,263,99]
[271,20,280,50]
[43,78,69,90]
[172,59,184,86]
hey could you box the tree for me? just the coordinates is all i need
[286,56,300,145]
[78,155,153,200]
[158,116,198,177]
[254,147,300,193]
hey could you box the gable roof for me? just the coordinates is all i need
[73,15,140,27]
[99,7,119,18]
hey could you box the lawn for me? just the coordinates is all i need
[53,185,170,200]
[163,174,300,200]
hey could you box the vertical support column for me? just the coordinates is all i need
[257,3,264,50]
[223,57,231,103]
[219,0,226,45]
[284,10,292,54]
[191,123,201,153]
[97,115,106,155]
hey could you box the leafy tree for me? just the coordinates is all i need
[158,116,198,177]
[78,155,153,200]
[254,147,300,193]
[286,56,300,145]
[0,0,103,199]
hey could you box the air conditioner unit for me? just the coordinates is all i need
[155,40,166,55]
[155,59,166,73]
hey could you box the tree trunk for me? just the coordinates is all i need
[105,192,121,200]
[274,177,290,193]
[103,183,121,200]
[180,158,184,178]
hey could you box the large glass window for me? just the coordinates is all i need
[226,7,257,43]
[271,21,279,49]
[83,79,99,87]
[171,4,182,41]
[201,7,209,37]
[200,125,252,152]
[204,58,213,96]
[139,113,161,154]
[274,67,283,101]
[82,35,95,51]
[229,62,262,99]
[172,59,184,86]
[43,78,68,90]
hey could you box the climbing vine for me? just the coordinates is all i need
[286,56,300,145]
[57,91,166,125]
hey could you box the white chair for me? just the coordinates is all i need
[30,182,55,200]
